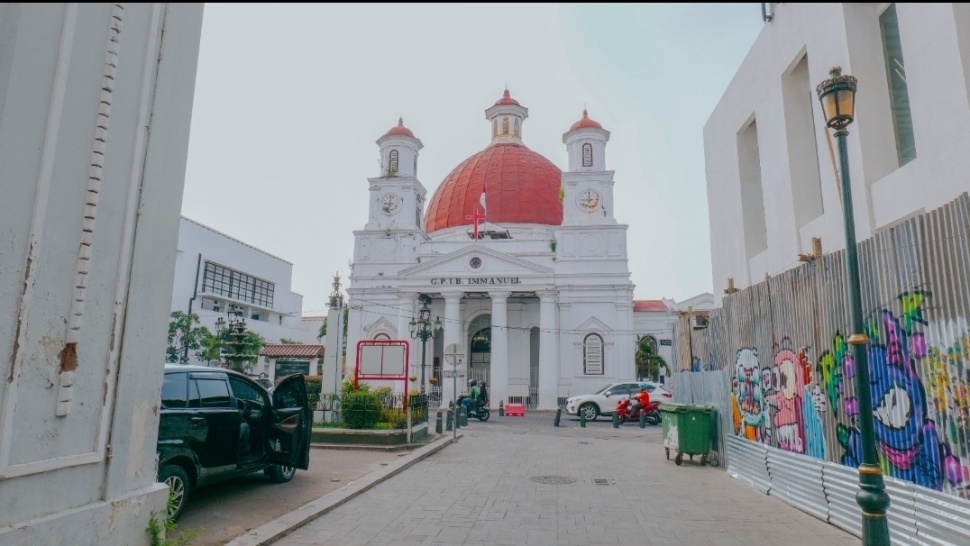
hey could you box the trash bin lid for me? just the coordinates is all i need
[658,402,687,412]
[685,404,715,414]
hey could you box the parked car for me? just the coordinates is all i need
[564,381,673,421]
[156,364,312,520]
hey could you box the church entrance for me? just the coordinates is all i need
[468,315,491,393]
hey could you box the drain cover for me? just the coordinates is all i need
[530,475,576,485]
[593,478,612,485]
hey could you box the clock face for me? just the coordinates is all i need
[578,188,601,212]
[380,193,403,215]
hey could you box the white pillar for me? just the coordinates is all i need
[538,290,559,409]
[490,291,510,409]
[441,292,463,408]
[398,293,415,385]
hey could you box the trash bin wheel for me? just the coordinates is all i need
[700,454,708,466]
[665,447,669,460]
[675,452,683,466]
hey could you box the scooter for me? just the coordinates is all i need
[615,396,661,425]
[456,394,491,421]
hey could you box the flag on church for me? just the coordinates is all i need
[479,183,487,217]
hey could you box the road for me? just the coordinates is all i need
[171,447,401,546]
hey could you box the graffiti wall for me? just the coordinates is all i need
[685,193,970,501]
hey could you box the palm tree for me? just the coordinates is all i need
[635,336,666,382]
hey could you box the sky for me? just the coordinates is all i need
[181,3,765,316]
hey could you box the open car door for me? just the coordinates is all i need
[269,374,311,470]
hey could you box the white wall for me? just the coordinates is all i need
[705,3,970,291]
[0,4,203,543]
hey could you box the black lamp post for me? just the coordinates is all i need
[409,296,441,394]
[816,66,890,545]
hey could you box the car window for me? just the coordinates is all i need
[161,373,189,409]
[194,378,232,408]
[608,385,629,396]
[594,384,612,394]
[229,376,267,405]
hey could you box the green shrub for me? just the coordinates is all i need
[304,376,323,409]
[342,390,381,429]
[379,408,408,429]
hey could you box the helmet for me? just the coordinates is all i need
[480,381,487,388]
[639,382,649,390]
[470,379,478,386]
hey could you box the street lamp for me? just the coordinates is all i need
[817,66,890,545]
[408,295,441,394]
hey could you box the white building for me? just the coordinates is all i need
[704,3,970,291]
[347,90,650,410]
[171,217,320,352]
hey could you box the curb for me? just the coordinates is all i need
[223,433,460,546]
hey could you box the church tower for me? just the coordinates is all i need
[365,118,427,230]
[560,110,615,226]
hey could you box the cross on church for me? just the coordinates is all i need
[465,208,485,240]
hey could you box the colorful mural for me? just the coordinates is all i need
[724,290,970,498]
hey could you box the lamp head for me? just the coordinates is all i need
[816,66,857,130]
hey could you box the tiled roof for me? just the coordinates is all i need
[633,300,670,312]
[384,117,415,138]
[569,109,604,131]
[261,344,324,358]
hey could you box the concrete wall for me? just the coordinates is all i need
[0,4,203,544]
[705,3,970,292]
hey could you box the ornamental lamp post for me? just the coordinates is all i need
[816,66,890,545]
[219,305,250,373]
[409,296,441,394]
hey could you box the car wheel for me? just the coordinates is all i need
[579,403,599,421]
[159,464,190,521]
[266,464,296,483]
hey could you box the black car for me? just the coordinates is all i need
[156,365,312,519]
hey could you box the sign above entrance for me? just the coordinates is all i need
[430,277,522,286]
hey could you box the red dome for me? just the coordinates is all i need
[569,109,603,131]
[494,89,521,106]
[424,143,563,232]
[384,117,415,138]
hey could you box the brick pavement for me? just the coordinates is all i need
[263,412,858,546]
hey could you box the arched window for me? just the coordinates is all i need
[582,143,593,167]
[388,149,399,175]
[514,118,521,137]
[502,116,509,135]
[374,333,390,340]
[492,119,498,138]
[583,333,604,375]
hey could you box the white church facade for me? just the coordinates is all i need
[346,90,640,410]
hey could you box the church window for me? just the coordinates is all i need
[388,150,399,175]
[582,143,593,167]
[493,119,498,138]
[583,333,604,375]
[514,118,520,137]
[502,116,509,135]
[374,333,390,340]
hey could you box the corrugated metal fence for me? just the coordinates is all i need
[675,193,970,543]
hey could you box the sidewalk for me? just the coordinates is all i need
[229,412,857,546]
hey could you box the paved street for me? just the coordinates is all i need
[272,411,857,546]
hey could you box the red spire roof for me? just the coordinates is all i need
[424,143,562,232]
[494,89,521,106]
[569,109,603,131]
[384,117,415,138]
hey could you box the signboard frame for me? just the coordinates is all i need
[354,339,410,409]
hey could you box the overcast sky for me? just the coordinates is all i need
[181,3,765,316]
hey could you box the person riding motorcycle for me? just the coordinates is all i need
[628,384,651,418]
[461,380,480,413]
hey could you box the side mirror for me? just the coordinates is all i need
[604,391,612,397]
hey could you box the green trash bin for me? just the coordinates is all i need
[659,403,714,466]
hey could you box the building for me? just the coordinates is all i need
[347,89,656,410]
[171,217,321,355]
[704,3,970,291]
[259,344,324,385]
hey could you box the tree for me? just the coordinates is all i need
[166,311,211,363]
[635,336,666,382]
[280,338,301,344]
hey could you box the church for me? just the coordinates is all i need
[346,90,643,410]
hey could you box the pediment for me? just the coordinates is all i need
[575,314,613,333]
[399,245,552,279]
[364,316,397,338]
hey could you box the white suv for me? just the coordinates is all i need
[565,381,673,421]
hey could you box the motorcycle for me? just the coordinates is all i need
[456,394,491,421]
[615,396,661,425]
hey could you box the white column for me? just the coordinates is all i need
[441,292,463,408]
[398,293,415,383]
[538,290,559,409]
[490,291,510,409]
